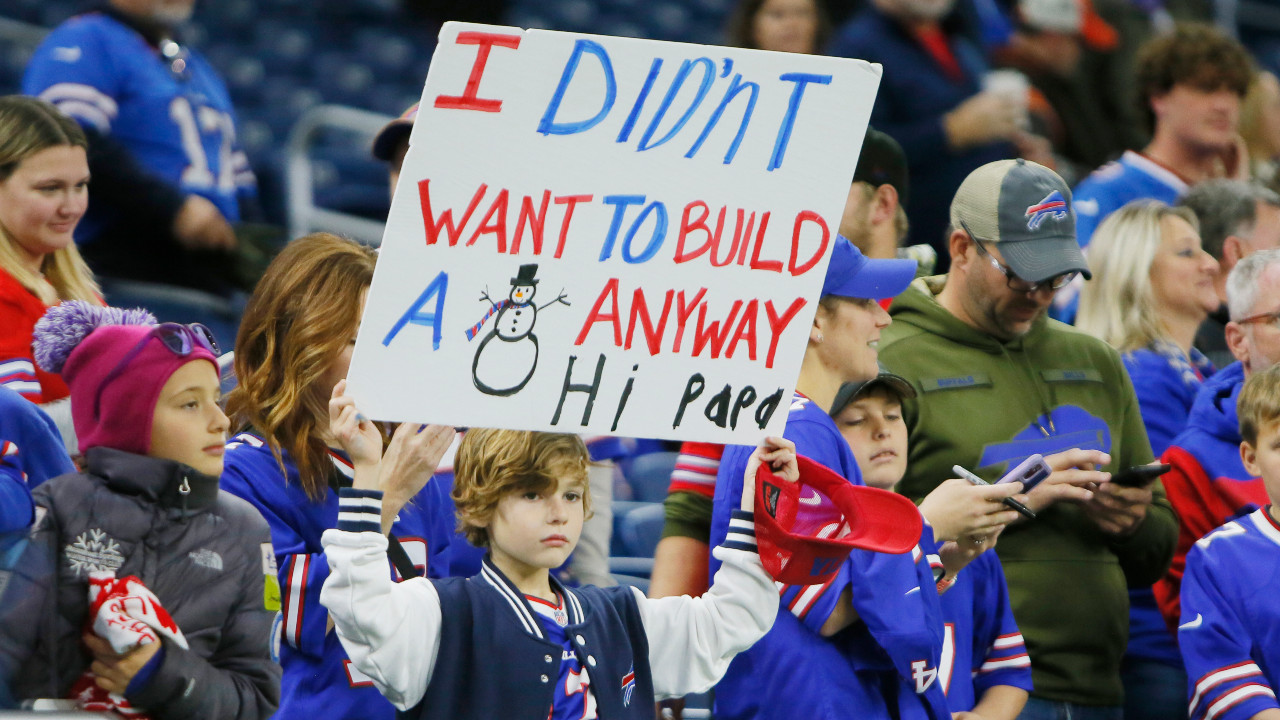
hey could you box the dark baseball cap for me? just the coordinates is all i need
[853,128,909,206]
[830,366,917,416]
[755,454,923,585]
[950,158,1091,284]
[371,102,419,162]
[823,235,917,300]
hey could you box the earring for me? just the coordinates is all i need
[814,333,824,344]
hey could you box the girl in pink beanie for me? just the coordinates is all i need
[0,300,279,718]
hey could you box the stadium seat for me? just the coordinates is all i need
[620,451,679,503]
[99,279,245,353]
[616,502,665,558]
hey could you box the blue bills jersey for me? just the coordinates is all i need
[1179,508,1280,720]
[23,11,255,244]
[220,432,453,720]
[925,526,1033,710]
[529,593,601,720]
[710,392,950,720]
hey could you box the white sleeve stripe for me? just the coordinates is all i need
[38,83,120,116]
[49,100,112,132]
[284,555,307,649]
[676,456,720,470]
[728,518,754,532]
[670,469,717,484]
[787,581,828,619]
[992,634,1025,649]
[0,359,35,375]
[1204,683,1276,720]
[978,654,1031,671]
[1191,663,1265,715]
[338,497,382,513]
[0,380,41,395]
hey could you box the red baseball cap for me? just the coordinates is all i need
[755,454,923,585]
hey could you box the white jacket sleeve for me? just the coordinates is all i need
[636,509,777,698]
[319,489,441,710]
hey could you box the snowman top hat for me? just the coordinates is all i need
[511,264,540,286]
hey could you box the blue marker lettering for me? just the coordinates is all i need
[599,195,647,261]
[616,58,663,144]
[383,271,448,350]
[622,201,668,264]
[769,72,831,171]
[537,40,617,136]
[686,73,759,164]
[637,57,716,152]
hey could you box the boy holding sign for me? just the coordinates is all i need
[318,385,789,719]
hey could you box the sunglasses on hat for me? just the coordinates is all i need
[93,323,219,421]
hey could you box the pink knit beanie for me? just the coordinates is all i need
[33,302,219,456]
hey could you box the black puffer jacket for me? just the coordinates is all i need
[3,447,280,718]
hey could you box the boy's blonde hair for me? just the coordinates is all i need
[1239,364,1280,446]
[453,429,591,547]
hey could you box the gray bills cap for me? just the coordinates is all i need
[950,159,1091,283]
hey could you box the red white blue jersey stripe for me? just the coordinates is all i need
[1180,509,1280,720]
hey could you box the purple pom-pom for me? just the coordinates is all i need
[33,301,157,373]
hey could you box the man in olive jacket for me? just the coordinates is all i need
[879,159,1176,719]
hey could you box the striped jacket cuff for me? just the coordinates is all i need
[723,510,757,552]
[337,488,384,533]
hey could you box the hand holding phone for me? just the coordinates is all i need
[997,454,1051,493]
[1110,463,1170,488]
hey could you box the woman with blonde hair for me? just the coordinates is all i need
[1077,199,1219,455]
[219,232,455,720]
[0,96,99,427]
[1076,197,1218,720]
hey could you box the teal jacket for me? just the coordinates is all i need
[879,276,1176,706]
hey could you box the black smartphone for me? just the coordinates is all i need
[1110,463,1171,488]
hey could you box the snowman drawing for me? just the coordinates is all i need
[466,263,569,396]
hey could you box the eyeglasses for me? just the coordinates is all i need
[93,323,219,421]
[964,226,1078,294]
[1236,309,1280,329]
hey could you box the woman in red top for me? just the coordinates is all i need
[0,96,100,441]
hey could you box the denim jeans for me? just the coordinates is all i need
[1017,697,1124,720]
[1121,656,1188,720]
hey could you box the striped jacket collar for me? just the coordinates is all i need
[479,556,584,639]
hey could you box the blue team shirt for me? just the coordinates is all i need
[925,526,1033,710]
[23,12,255,244]
[220,432,453,720]
[528,593,600,720]
[709,393,949,720]
[1179,508,1280,720]
[1052,151,1187,322]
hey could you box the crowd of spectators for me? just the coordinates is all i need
[1,0,1280,718]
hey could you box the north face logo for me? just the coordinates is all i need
[189,549,223,571]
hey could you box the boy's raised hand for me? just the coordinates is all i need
[742,436,798,513]
[329,380,382,472]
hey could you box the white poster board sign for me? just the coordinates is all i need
[347,21,881,444]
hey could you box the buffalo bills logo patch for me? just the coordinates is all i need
[1025,191,1069,230]
[622,666,636,706]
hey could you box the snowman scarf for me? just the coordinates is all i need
[465,300,510,341]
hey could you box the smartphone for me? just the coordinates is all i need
[997,454,1051,493]
[1110,463,1171,488]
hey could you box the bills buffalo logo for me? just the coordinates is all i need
[621,666,636,706]
[1025,191,1069,230]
